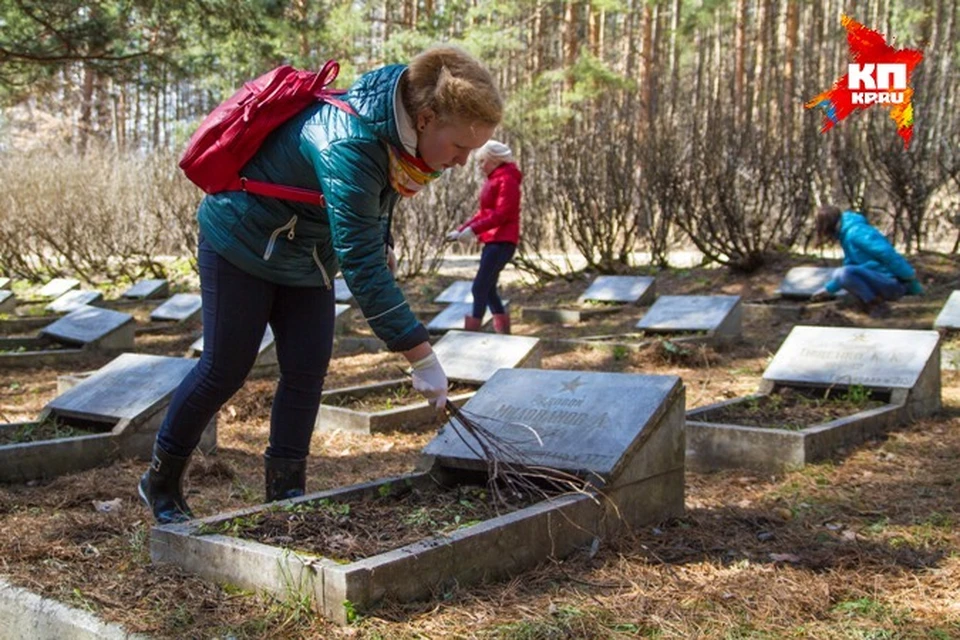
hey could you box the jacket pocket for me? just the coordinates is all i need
[263,215,298,261]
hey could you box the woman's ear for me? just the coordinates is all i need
[416,108,436,133]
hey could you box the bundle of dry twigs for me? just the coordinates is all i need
[444,403,597,510]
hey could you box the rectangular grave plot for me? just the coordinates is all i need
[152,469,660,624]
[577,276,655,306]
[0,336,87,369]
[122,279,170,300]
[775,267,835,299]
[41,306,135,350]
[636,295,742,341]
[434,280,474,304]
[317,379,476,434]
[150,294,202,323]
[432,331,541,384]
[45,290,104,314]
[520,305,621,325]
[36,278,80,300]
[426,303,496,333]
[0,415,121,483]
[686,385,904,473]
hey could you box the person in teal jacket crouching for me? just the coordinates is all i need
[140,47,502,525]
[810,205,924,318]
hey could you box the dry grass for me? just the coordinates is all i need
[0,253,958,639]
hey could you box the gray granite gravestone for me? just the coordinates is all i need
[434,280,474,304]
[0,353,217,482]
[0,290,14,314]
[189,326,277,373]
[775,267,835,299]
[333,278,353,303]
[578,275,656,305]
[636,295,742,339]
[122,279,170,300]
[40,305,135,349]
[0,277,9,290]
[152,368,684,624]
[687,326,941,472]
[933,291,960,330]
[46,290,103,314]
[426,302,495,333]
[432,331,541,385]
[37,278,80,299]
[150,293,202,322]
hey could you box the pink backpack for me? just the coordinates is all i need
[179,59,354,206]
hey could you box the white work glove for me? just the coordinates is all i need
[386,246,397,274]
[410,351,448,410]
[809,287,832,303]
[456,227,476,244]
[445,229,461,242]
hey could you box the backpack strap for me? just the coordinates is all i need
[240,84,359,206]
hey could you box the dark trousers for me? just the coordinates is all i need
[157,237,335,460]
[832,265,906,304]
[471,242,516,318]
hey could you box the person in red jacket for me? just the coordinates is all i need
[446,140,522,333]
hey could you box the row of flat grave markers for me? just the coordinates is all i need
[152,368,685,624]
[0,353,217,483]
[686,326,941,473]
[0,306,136,369]
[150,293,202,323]
[934,290,960,370]
[317,330,542,434]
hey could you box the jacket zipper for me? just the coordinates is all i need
[263,215,298,261]
[312,246,332,289]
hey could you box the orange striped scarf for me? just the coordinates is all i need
[387,145,442,197]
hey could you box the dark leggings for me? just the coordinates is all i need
[471,242,516,318]
[156,236,335,460]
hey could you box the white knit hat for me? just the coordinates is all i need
[477,140,513,162]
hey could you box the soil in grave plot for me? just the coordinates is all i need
[322,382,477,411]
[697,386,888,430]
[205,482,544,562]
[0,415,110,445]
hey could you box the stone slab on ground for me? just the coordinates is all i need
[40,306,135,349]
[0,290,15,314]
[431,330,541,384]
[933,290,960,330]
[686,326,942,473]
[775,266,834,298]
[0,277,10,290]
[150,293,202,322]
[122,279,170,300]
[0,353,217,483]
[153,368,684,624]
[636,295,742,338]
[434,280,474,304]
[577,275,655,305]
[45,290,103,314]
[190,326,278,375]
[426,302,496,333]
[334,278,353,303]
[36,278,80,299]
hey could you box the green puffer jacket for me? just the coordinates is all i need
[197,64,429,352]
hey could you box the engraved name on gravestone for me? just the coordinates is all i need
[123,279,170,300]
[424,368,680,479]
[46,353,201,422]
[637,295,740,332]
[775,267,835,298]
[37,278,80,299]
[46,290,103,314]
[434,280,474,304]
[426,302,495,332]
[578,276,655,305]
[933,291,960,330]
[334,278,353,303]
[0,290,14,314]
[41,306,134,346]
[432,331,540,384]
[763,326,941,389]
[151,293,202,322]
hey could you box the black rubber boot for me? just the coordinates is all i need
[138,444,194,525]
[264,455,307,502]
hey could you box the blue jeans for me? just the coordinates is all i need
[471,242,516,318]
[157,237,335,460]
[833,265,906,304]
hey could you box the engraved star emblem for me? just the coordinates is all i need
[560,376,584,393]
[851,332,868,342]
